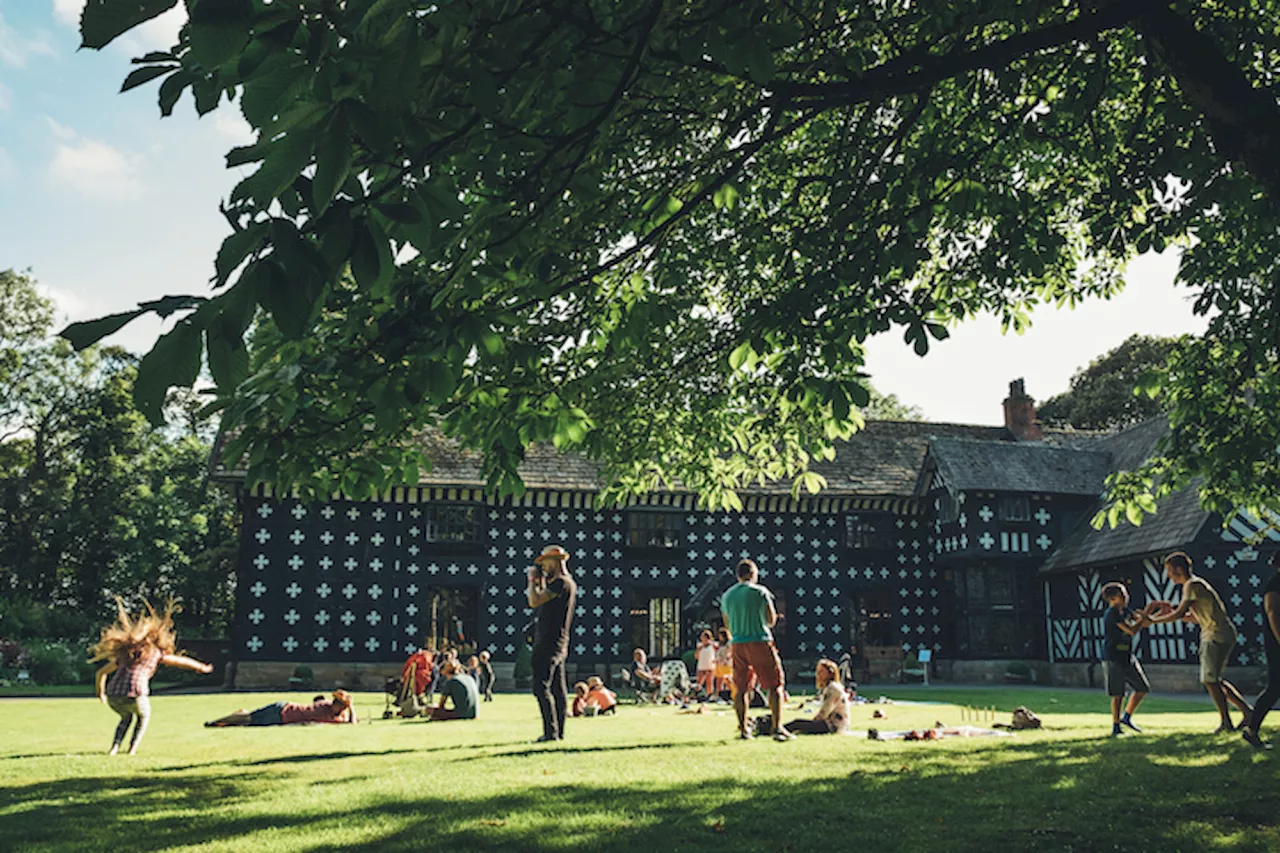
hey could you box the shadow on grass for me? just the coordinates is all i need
[2,733,1276,853]
[455,740,727,761]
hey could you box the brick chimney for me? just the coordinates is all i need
[1003,378,1042,441]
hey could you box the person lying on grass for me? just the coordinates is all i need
[785,658,851,735]
[1101,582,1152,737]
[205,690,357,727]
[422,660,479,721]
[92,598,214,755]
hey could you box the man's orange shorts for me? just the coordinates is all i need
[731,641,785,692]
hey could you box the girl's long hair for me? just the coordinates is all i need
[90,598,179,664]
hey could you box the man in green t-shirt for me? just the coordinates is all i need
[721,559,792,741]
[425,661,479,721]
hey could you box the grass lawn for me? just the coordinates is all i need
[1,687,1276,852]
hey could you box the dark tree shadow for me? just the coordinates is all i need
[2,733,1276,853]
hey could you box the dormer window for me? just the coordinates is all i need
[998,496,1030,522]
[844,513,891,550]
[424,504,483,548]
[937,492,960,523]
[626,511,683,550]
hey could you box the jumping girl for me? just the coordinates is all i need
[92,599,213,755]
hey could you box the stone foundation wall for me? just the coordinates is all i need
[232,661,402,691]
[933,659,1051,685]
[1049,662,1267,694]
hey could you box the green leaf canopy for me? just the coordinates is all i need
[69,0,1280,516]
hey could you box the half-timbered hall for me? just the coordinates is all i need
[214,382,1278,688]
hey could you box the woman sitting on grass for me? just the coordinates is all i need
[572,681,590,717]
[205,690,357,727]
[786,659,851,735]
[92,598,213,755]
[585,676,617,714]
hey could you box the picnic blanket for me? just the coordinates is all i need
[865,725,1014,741]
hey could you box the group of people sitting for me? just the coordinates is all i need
[571,676,618,716]
[392,643,495,721]
[629,631,738,705]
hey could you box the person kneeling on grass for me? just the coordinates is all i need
[1101,581,1151,737]
[786,659,850,735]
[205,690,357,727]
[423,661,479,721]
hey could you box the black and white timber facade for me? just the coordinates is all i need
[214,383,1280,680]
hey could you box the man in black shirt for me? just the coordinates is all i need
[1242,551,1280,749]
[1101,582,1151,737]
[527,544,578,742]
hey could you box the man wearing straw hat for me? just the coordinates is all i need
[527,544,578,742]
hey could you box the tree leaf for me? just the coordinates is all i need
[312,114,353,214]
[351,217,391,294]
[254,259,319,340]
[158,70,194,116]
[134,320,203,425]
[206,323,250,390]
[80,0,178,50]
[235,130,314,206]
[214,222,268,285]
[188,0,253,70]
[59,309,146,351]
[120,65,177,93]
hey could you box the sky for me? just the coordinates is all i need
[0,2,1211,426]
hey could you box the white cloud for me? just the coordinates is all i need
[211,110,255,146]
[46,116,77,140]
[52,0,84,27]
[0,148,14,184]
[0,81,10,112]
[40,282,100,323]
[0,13,57,68]
[48,127,144,199]
[114,6,185,55]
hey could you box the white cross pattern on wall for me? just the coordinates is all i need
[246,636,263,652]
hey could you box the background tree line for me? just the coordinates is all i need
[0,269,238,682]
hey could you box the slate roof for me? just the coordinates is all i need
[927,436,1112,496]
[408,420,1013,496]
[211,420,1011,497]
[783,420,1011,497]
[1039,417,1213,574]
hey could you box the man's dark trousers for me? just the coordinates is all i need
[532,652,567,739]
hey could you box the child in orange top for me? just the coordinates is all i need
[571,681,589,716]
[585,676,617,715]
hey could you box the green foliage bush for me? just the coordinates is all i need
[24,640,93,685]
[0,598,93,642]
[1006,661,1032,678]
